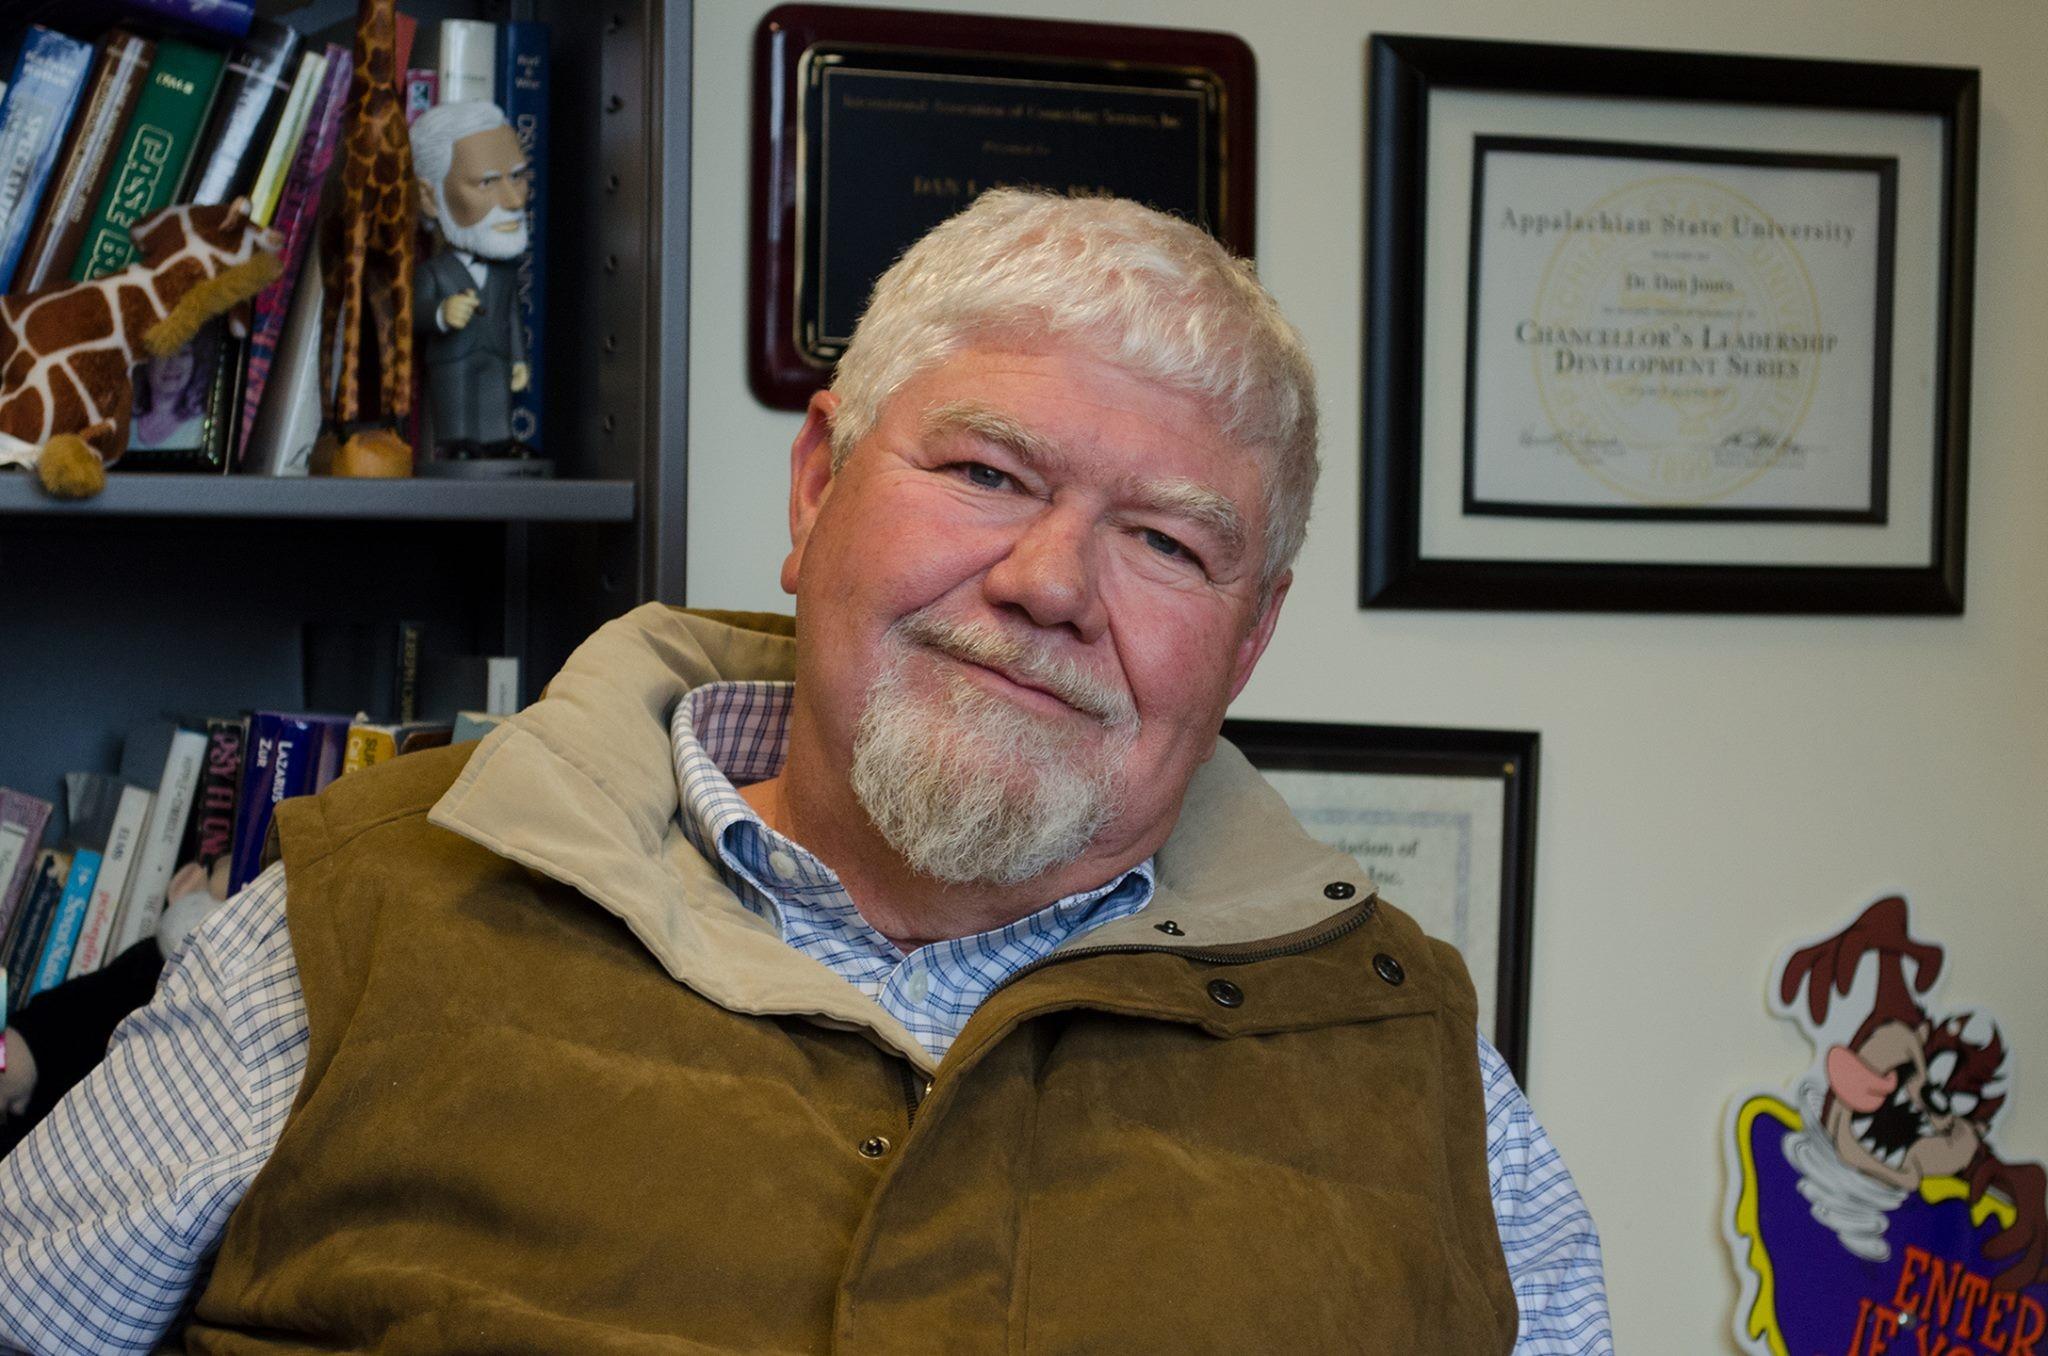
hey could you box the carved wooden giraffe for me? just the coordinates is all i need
[0,200,280,495]
[321,0,416,435]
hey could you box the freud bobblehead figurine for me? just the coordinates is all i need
[407,100,537,470]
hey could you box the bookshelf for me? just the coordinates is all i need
[0,0,692,837]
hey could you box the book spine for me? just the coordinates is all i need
[499,22,547,454]
[403,69,436,124]
[0,28,95,292]
[245,49,324,229]
[437,20,496,105]
[191,716,244,874]
[12,32,152,294]
[117,0,256,41]
[67,784,152,977]
[0,789,55,944]
[310,717,351,793]
[226,712,279,893]
[237,44,348,456]
[111,727,206,956]
[185,17,302,207]
[396,621,422,723]
[344,725,397,774]
[3,850,69,1016]
[70,38,226,281]
[30,848,100,997]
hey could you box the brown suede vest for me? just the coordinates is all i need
[187,744,1515,1355]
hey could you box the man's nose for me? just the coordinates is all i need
[500,175,529,210]
[982,506,1107,642]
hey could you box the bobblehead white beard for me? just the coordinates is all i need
[849,611,1140,887]
[435,188,528,260]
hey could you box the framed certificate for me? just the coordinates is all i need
[751,5,1254,409]
[1364,35,1978,613]
[1223,718,1539,1083]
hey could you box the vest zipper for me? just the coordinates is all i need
[895,1061,929,1126]
[995,896,1379,993]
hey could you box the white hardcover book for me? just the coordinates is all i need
[243,243,324,476]
[485,657,519,715]
[110,727,208,957]
[436,20,496,104]
[67,784,152,978]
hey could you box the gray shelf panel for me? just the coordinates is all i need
[0,474,636,522]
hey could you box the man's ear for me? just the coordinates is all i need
[779,389,841,595]
[1225,569,1291,704]
[413,177,438,224]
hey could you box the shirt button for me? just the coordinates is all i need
[903,968,930,1002]
[768,850,798,880]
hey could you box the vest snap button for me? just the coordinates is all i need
[1154,920,1184,936]
[1207,978,1244,1008]
[1325,880,1356,900]
[858,1136,891,1159]
[1373,953,1405,986]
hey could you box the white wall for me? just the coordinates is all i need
[689,1,2048,1345]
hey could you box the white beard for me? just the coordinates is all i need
[437,196,528,260]
[849,615,1139,887]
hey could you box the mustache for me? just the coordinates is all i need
[897,612,1137,727]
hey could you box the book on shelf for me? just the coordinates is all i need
[226,711,350,894]
[184,15,301,207]
[246,46,325,229]
[499,22,547,455]
[12,29,152,294]
[0,26,95,292]
[238,243,322,474]
[70,36,225,280]
[0,789,55,945]
[236,43,349,460]
[66,780,152,978]
[403,68,436,123]
[178,715,244,891]
[30,846,100,999]
[4,849,71,1017]
[452,711,509,744]
[344,720,453,774]
[109,722,207,957]
[436,19,495,105]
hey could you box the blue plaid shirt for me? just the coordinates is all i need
[0,680,1611,1353]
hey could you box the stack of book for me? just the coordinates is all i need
[0,3,550,477]
[0,631,520,1020]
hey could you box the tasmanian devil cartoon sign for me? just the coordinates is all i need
[1726,896,2047,1355]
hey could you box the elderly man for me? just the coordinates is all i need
[0,191,1609,1353]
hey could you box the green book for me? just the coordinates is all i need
[70,38,225,281]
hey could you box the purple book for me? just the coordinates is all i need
[0,789,55,945]
[116,0,255,41]
[227,711,351,893]
[237,44,349,460]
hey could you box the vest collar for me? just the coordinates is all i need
[428,604,1376,1070]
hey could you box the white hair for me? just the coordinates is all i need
[829,189,1320,589]
[408,100,509,194]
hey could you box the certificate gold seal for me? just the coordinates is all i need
[1527,175,1826,506]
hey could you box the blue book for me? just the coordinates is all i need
[29,848,100,998]
[3,849,69,1017]
[227,711,351,892]
[497,22,548,454]
[0,27,94,291]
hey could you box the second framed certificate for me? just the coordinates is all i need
[1364,36,1978,613]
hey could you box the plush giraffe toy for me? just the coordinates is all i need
[317,0,417,477]
[0,199,281,498]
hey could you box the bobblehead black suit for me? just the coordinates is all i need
[413,249,526,451]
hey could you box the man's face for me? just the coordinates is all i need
[429,124,530,260]
[782,343,1290,877]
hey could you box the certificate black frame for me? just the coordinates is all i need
[751,5,1255,410]
[1363,34,1978,613]
[1222,717,1539,1084]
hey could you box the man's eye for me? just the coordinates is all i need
[1141,528,1194,562]
[957,462,1012,490]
